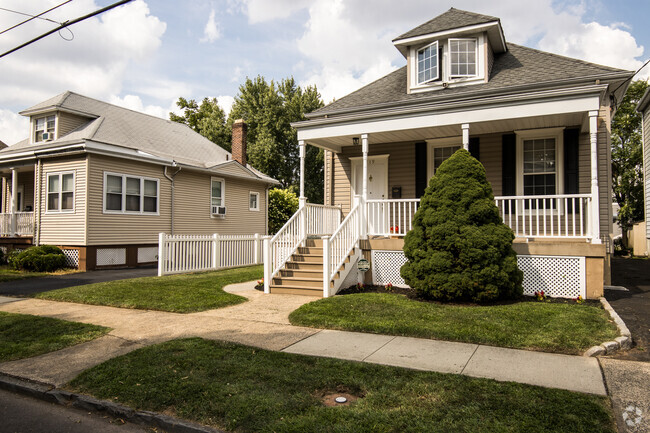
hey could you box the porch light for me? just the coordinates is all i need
[352,137,359,145]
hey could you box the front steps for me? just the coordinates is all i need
[270,238,343,297]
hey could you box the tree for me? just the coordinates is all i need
[400,149,523,303]
[612,80,649,242]
[228,76,325,201]
[268,188,299,234]
[170,97,231,151]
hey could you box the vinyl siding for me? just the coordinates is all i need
[86,154,171,245]
[597,104,613,248]
[39,157,87,245]
[644,108,650,238]
[58,112,91,137]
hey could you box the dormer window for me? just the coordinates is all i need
[417,41,439,84]
[449,38,477,77]
[35,115,55,142]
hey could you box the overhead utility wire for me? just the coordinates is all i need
[0,0,73,35]
[0,0,134,60]
[611,57,650,96]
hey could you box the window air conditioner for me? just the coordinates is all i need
[42,132,53,141]
[211,205,227,216]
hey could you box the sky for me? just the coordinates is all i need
[0,0,649,146]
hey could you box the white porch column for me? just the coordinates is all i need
[589,111,601,244]
[361,134,369,239]
[10,168,18,235]
[462,123,470,150]
[298,140,306,208]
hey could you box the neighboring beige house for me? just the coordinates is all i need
[0,91,278,270]
[635,87,650,256]
[264,8,634,299]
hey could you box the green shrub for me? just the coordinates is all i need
[6,250,21,269]
[9,245,67,272]
[401,149,523,303]
[268,188,299,234]
[0,248,5,265]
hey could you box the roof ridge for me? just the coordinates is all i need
[507,43,631,73]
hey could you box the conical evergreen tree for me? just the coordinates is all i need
[401,149,523,302]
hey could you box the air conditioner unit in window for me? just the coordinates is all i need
[42,132,54,141]
[211,205,227,217]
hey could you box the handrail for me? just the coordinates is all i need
[269,206,306,280]
[327,202,361,281]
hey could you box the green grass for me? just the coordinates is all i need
[0,311,110,362]
[68,338,615,433]
[289,293,618,354]
[0,265,79,282]
[35,265,263,313]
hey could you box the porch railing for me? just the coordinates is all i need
[306,203,341,235]
[0,212,34,237]
[367,199,420,237]
[324,202,361,295]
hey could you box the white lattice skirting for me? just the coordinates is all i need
[96,248,126,266]
[138,247,158,263]
[61,249,80,268]
[369,251,586,298]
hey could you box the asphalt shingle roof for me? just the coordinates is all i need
[311,43,631,117]
[394,8,499,41]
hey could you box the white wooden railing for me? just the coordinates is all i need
[367,199,420,237]
[158,233,261,276]
[324,202,361,295]
[306,203,341,235]
[0,212,34,237]
[494,194,592,238]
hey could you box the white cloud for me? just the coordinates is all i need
[241,0,311,24]
[0,110,29,146]
[217,95,235,115]
[200,9,221,43]
[108,94,180,120]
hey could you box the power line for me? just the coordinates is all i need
[0,0,134,60]
[0,1,73,36]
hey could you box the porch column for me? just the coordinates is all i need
[589,111,601,244]
[462,124,470,150]
[298,140,306,208]
[10,168,18,235]
[361,133,369,239]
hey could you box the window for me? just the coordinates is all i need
[103,173,159,214]
[523,138,556,196]
[47,172,74,212]
[417,41,439,84]
[211,178,225,214]
[35,115,55,142]
[433,146,460,174]
[450,38,477,77]
[249,191,259,211]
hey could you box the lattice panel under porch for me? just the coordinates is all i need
[517,255,585,298]
[61,249,79,268]
[138,247,158,263]
[96,248,126,266]
[371,250,408,287]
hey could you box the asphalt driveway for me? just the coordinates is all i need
[608,257,650,362]
[0,267,158,297]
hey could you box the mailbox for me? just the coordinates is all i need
[391,186,401,199]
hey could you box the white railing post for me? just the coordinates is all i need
[212,233,220,270]
[263,235,271,293]
[462,123,470,151]
[158,232,165,276]
[299,140,306,208]
[589,111,601,244]
[10,168,17,236]
[254,233,260,264]
[322,235,330,298]
[300,206,307,242]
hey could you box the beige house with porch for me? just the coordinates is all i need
[0,92,277,270]
[263,8,634,299]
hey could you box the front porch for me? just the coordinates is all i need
[1,166,35,239]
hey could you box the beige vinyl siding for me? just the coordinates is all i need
[597,104,613,247]
[58,112,91,137]
[480,133,502,195]
[86,155,171,245]
[39,157,87,245]
[173,170,267,236]
[644,108,650,238]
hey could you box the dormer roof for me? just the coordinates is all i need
[392,8,506,57]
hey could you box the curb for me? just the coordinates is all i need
[583,297,633,357]
[0,373,224,433]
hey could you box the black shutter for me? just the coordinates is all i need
[502,133,516,196]
[415,142,427,198]
[564,128,579,194]
[468,137,480,161]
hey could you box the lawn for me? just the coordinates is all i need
[35,265,263,313]
[289,293,618,354]
[0,265,79,283]
[68,338,615,433]
[0,311,110,362]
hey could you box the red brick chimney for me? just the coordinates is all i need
[231,119,247,166]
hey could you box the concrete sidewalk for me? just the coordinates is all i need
[0,283,606,396]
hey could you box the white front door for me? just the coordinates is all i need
[352,156,388,233]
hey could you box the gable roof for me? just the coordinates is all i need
[393,8,499,41]
[3,91,277,184]
[637,87,650,113]
[309,43,632,118]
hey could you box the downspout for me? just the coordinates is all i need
[35,159,42,245]
[163,163,181,235]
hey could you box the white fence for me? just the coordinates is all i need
[158,233,262,276]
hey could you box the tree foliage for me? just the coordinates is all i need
[268,188,299,234]
[612,79,649,232]
[401,150,523,303]
[170,97,231,151]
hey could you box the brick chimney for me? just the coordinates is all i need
[231,119,247,166]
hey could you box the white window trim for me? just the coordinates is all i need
[448,37,478,78]
[45,171,75,214]
[426,137,462,180]
[32,114,57,144]
[210,177,226,217]
[416,40,439,85]
[249,191,260,211]
[102,171,160,215]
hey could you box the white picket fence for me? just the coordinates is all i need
[158,233,262,276]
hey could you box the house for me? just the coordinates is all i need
[635,87,650,255]
[263,8,634,299]
[0,91,278,270]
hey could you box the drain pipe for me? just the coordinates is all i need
[35,159,42,245]
[163,162,181,235]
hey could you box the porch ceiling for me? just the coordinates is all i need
[306,111,586,150]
